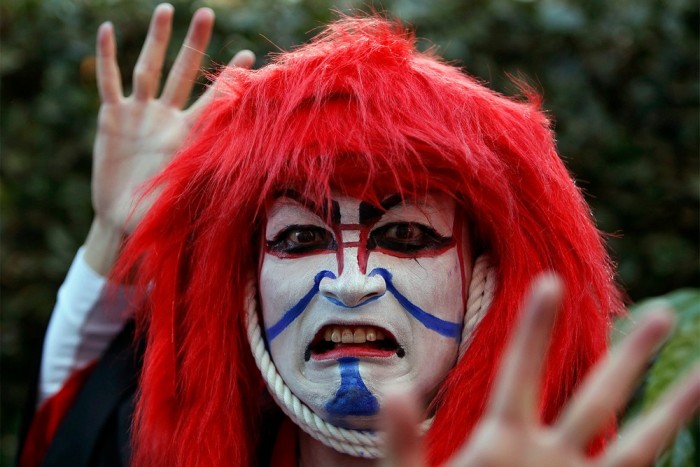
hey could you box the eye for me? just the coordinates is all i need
[368,222,452,253]
[384,223,421,242]
[267,225,335,254]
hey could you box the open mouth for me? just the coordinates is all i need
[305,325,404,361]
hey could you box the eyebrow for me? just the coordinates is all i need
[273,190,405,226]
[358,194,403,226]
[273,189,340,224]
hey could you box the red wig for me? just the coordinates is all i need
[118,16,622,466]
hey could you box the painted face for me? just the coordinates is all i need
[259,192,471,429]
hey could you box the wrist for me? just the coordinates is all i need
[83,217,127,276]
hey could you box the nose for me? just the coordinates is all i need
[319,259,386,308]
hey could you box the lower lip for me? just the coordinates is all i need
[310,345,396,361]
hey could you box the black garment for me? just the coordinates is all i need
[19,320,284,467]
[42,321,139,467]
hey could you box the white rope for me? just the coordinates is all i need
[245,280,385,457]
[245,254,496,458]
[460,254,496,357]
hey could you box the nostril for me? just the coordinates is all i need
[322,291,339,300]
[318,269,387,308]
[321,290,384,308]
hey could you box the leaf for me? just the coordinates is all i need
[656,427,695,467]
[616,289,700,466]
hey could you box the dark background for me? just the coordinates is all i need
[1,0,698,462]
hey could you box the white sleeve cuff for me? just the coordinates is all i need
[38,247,136,404]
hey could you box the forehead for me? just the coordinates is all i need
[265,192,456,232]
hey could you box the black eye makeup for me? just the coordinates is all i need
[367,222,452,253]
[267,225,336,254]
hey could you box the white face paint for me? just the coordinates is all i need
[259,192,471,429]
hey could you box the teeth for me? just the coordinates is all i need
[322,326,387,344]
[331,329,342,343]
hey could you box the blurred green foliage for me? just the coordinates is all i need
[1,0,697,463]
[615,290,700,467]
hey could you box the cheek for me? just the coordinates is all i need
[259,252,336,328]
[404,333,460,402]
[366,249,465,322]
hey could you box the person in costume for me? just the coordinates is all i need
[21,4,700,467]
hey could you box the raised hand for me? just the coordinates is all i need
[382,276,700,467]
[84,3,255,275]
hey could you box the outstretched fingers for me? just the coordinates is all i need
[229,49,256,70]
[488,274,564,424]
[132,3,174,101]
[96,22,122,104]
[555,308,675,449]
[601,366,700,467]
[185,49,256,120]
[160,7,215,108]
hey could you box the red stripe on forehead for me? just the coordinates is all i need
[334,224,374,276]
[358,226,371,274]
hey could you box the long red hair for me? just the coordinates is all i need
[117,16,622,466]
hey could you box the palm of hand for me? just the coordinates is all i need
[383,278,700,467]
[92,99,189,234]
[91,5,254,235]
[453,419,587,467]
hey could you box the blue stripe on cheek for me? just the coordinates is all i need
[265,270,336,341]
[368,268,461,340]
[324,357,379,418]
